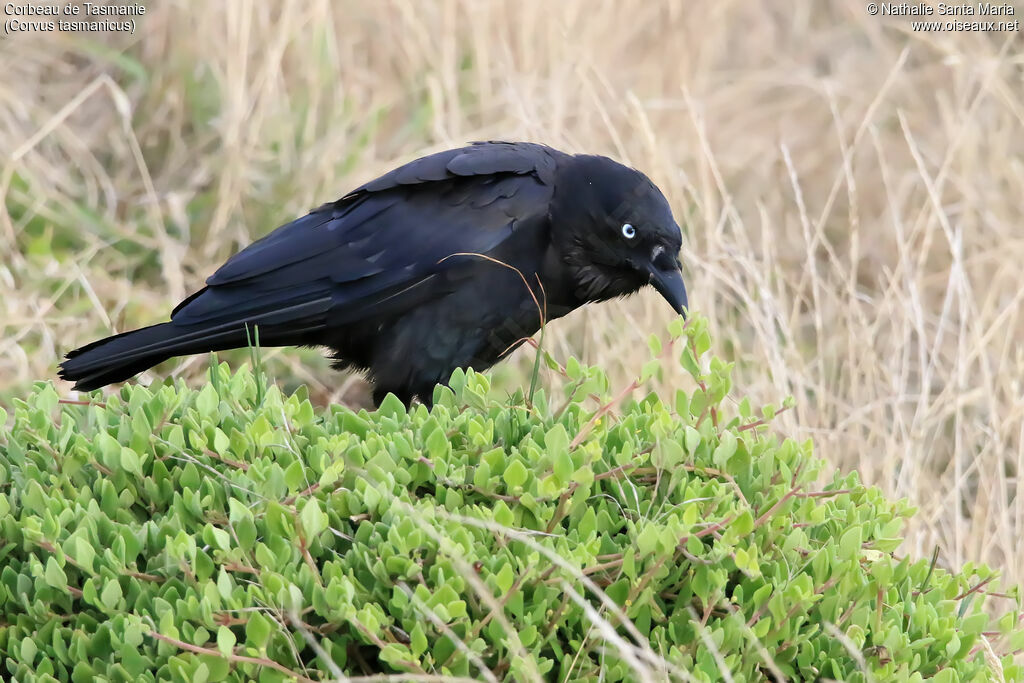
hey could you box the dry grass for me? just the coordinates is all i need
[2,0,1022,628]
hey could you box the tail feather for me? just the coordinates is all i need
[61,323,226,391]
[59,320,323,392]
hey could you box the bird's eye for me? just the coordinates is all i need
[621,223,636,239]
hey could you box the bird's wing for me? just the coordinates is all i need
[170,142,558,330]
[353,140,557,194]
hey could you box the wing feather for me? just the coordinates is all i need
[171,142,560,331]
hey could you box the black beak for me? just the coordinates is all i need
[647,264,688,316]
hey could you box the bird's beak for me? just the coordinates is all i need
[647,264,688,317]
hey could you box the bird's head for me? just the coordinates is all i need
[550,155,687,316]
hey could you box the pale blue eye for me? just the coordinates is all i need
[621,223,636,239]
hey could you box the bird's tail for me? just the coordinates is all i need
[58,322,257,392]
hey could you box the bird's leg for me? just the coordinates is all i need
[414,383,439,410]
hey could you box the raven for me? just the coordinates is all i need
[59,142,687,406]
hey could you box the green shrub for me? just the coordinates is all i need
[0,316,1020,681]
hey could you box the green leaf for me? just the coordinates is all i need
[931,668,959,683]
[839,526,863,561]
[732,510,754,536]
[494,564,515,594]
[196,383,219,417]
[493,500,514,527]
[425,426,449,459]
[228,497,253,525]
[680,346,701,378]
[544,424,569,456]
[636,523,660,556]
[212,428,230,454]
[652,438,685,469]
[675,390,690,415]
[217,625,236,657]
[377,392,406,419]
[299,498,328,538]
[203,524,232,551]
[284,460,306,491]
[96,432,121,470]
[647,334,662,357]
[72,537,96,573]
[504,459,528,489]
[577,506,597,539]
[695,328,711,356]
[44,557,67,589]
[20,636,38,665]
[410,622,428,657]
[553,448,573,484]
[120,446,142,475]
[245,611,273,648]
[683,425,701,453]
[640,358,661,383]
[473,460,492,489]
[566,356,582,381]
[712,431,738,469]
[619,547,635,581]
[100,579,122,610]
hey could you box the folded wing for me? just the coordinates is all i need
[169,142,559,333]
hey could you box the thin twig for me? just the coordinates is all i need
[148,630,317,682]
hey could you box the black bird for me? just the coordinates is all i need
[60,142,687,406]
